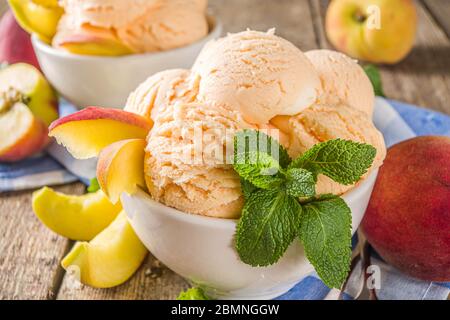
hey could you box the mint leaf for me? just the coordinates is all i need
[299,195,352,288]
[177,287,209,300]
[290,139,376,185]
[233,150,285,189]
[240,178,257,200]
[285,168,315,198]
[234,130,291,168]
[363,64,385,97]
[87,177,100,193]
[236,189,302,266]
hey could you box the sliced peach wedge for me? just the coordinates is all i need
[49,107,152,159]
[62,211,148,288]
[97,139,146,204]
[32,187,122,241]
[54,24,135,57]
[8,0,64,43]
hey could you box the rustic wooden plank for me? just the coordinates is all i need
[422,0,450,39]
[56,0,320,300]
[209,0,318,50]
[57,254,188,300]
[311,0,450,115]
[0,183,84,300]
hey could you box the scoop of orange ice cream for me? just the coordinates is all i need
[54,0,209,53]
[144,102,256,218]
[192,29,321,124]
[305,50,374,116]
[271,104,386,195]
[124,69,200,120]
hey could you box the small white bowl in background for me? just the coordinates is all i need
[121,169,378,300]
[32,15,222,109]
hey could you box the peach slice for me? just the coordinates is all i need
[8,0,64,43]
[97,139,146,204]
[32,187,122,241]
[55,24,135,57]
[0,102,48,161]
[48,107,152,159]
[62,211,148,288]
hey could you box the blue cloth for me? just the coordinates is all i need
[0,98,449,300]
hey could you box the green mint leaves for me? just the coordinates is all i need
[363,64,385,97]
[234,151,284,189]
[232,131,376,288]
[285,168,315,198]
[87,177,100,193]
[236,189,301,266]
[300,195,352,288]
[290,139,376,185]
[177,287,209,300]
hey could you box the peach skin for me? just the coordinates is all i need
[49,107,152,159]
[54,24,135,57]
[326,0,417,64]
[97,139,147,204]
[0,102,48,161]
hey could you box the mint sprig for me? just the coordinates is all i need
[234,151,284,189]
[285,168,315,198]
[177,287,209,300]
[236,189,301,266]
[363,64,385,97]
[300,195,352,288]
[232,131,376,288]
[289,139,376,185]
[234,130,291,168]
[87,177,100,193]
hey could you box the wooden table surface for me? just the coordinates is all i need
[0,0,449,300]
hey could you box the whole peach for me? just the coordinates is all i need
[361,136,450,281]
[326,0,417,64]
[0,10,40,70]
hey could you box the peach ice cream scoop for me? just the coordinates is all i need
[305,49,375,116]
[271,104,386,195]
[124,69,200,120]
[53,0,209,54]
[123,30,385,218]
[191,29,321,124]
[144,102,256,218]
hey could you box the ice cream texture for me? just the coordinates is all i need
[191,29,321,124]
[305,50,375,116]
[53,0,209,54]
[124,30,386,218]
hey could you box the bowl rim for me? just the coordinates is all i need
[31,14,222,61]
[121,168,379,230]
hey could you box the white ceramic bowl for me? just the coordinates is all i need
[31,15,222,109]
[121,169,379,300]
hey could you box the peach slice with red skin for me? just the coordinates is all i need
[48,107,152,159]
[97,139,147,204]
[55,24,135,57]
